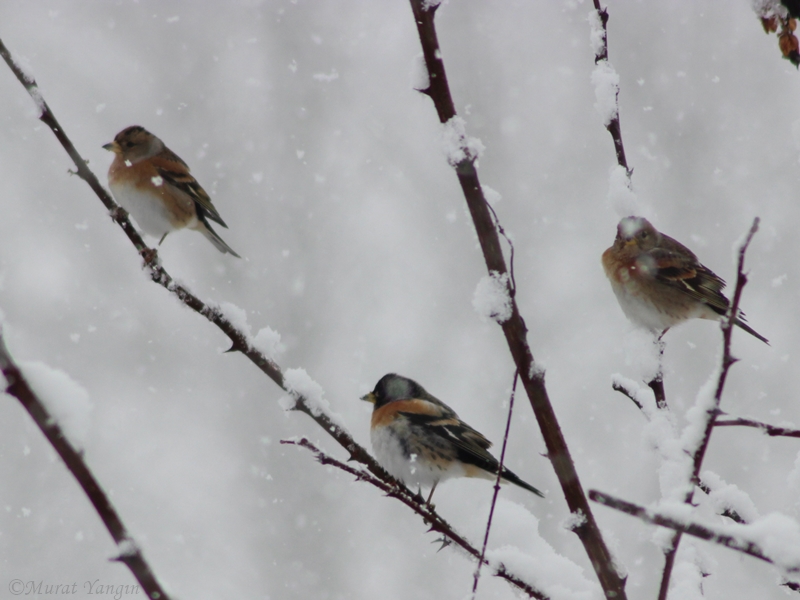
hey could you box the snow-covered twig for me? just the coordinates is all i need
[590,490,800,584]
[591,0,630,176]
[282,437,546,599]
[408,2,627,599]
[472,371,519,598]
[0,329,170,599]
[715,417,800,438]
[657,218,760,600]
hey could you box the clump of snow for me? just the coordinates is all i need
[117,538,138,558]
[591,60,619,127]
[21,361,92,450]
[588,10,606,57]
[410,53,429,90]
[216,301,284,360]
[610,374,652,416]
[151,176,163,187]
[561,510,587,532]
[252,327,285,361]
[669,542,713,600]
[751,0,788,19]
[607,166,639,218]
[441,116,485,168]
[282,368,345,427]
[482,184,502,206]
[621,328,661,383]
[701,470,760,523]
[472,271,512,324]
[478,498,602,600]
[218,301,251,336]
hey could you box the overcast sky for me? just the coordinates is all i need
[2,1,800,599]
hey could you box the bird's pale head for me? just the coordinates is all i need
[103,125,164,163]
[361,373,427,408]
[614,216,659,254]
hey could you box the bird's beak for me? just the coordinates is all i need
[624,238,637,247]
[102,141,118,152]
[360,392,377,404]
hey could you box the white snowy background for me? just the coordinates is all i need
[1,1,798,598]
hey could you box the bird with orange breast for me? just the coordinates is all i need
[104,126,239,257]
[602,216,767,343]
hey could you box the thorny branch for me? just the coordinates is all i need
[589,490,800,584]
[409,2,627,598]
[0,330,171,600]
[282,438,547,599]
[715,417,800,438]
[657,218,760,600]
[0,34,543,599]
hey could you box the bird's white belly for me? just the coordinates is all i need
[110,182,174,239]
[370,425,465,490]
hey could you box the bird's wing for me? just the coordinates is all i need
[153,150,228,228]
[648,247,730,315]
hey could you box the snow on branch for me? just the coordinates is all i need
[590,490,800,584]
[408,1,627,598]
[657,218,761,599]
[0,327,171,599]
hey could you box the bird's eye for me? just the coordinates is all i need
[639,231,648,239]
[124,141,134,148]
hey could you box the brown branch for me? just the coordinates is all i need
[658,218,760,600]
[612,381,645,411]
[408,2,626,598]
[696,481,747,525]
[283,438,547,599]
[591,0,630,175]
[715,417,800,438]
[0,330,170,599]
[590,490,800,578]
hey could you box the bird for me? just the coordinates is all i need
[103,125,239,257]
[602,216,767,344]
[361,373,544,504]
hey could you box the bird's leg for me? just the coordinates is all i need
[158,232,169,246]
[425,482,438,507]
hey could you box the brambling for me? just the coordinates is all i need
[602,216,768,344]
[361,373,544,503]
[103,126,240,257]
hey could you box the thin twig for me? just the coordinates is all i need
[408,2,627,598]
[0,329,170,599]
[589,490,800,577]
[282,438,547,599]
[591,0,630,175]
[657,218,760,600]
[715,417,800,438]
[696,481,747,524]
[611,381,645,412]
[472,370,520,597]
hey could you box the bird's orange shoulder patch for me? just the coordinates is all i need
[371,398,442,428]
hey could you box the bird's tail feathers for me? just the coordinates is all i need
[501,468,544,498]
[199,220,241,257]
